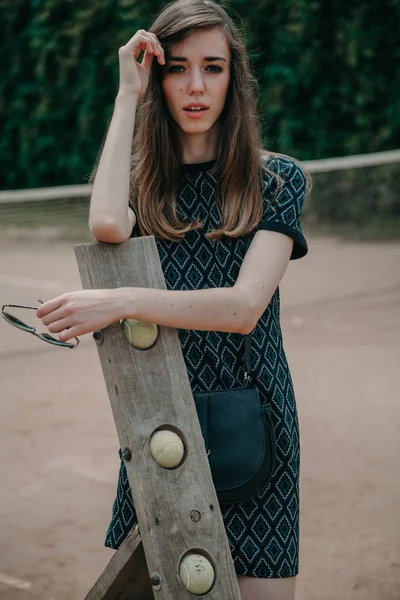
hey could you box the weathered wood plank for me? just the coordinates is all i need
[75,237,241,600]
[84,527,153,600]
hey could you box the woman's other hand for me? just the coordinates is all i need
[118,30,165,99]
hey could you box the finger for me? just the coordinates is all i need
[155,42,165,65]
[148,32,164,50]
[142,41,165,70]
[159,46,166,65]
[133,39,151,61]
[123,29,150,51]
[59,326,82,343]
[37,296,63,318]
[129,30,161,49]
[148,34,165,64]
[123,31,157,59]
[138,36,164,64]
[142,48,156,71]
[47,317,73,334]
[148,35,165,62]
[41,306,66,327]
[119,38,146,62]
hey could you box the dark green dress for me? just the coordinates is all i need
[105,155,308,578]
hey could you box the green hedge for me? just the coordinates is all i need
[1,0,399,194]
[303,162,400,238]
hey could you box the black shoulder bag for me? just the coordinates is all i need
[193,334,276,504]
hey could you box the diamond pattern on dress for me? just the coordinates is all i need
[282,205,297,226]
[208,263,224,287]
[251,515,269,543]
[276,515,291,544]
[287,493,299,522]
[198,363,217,388]
[266,538,284,565]
[214,242,230,267]
[120,500,134,527]
[276,473,292,500]
[180,182,198,211]
[105,156,307,579]
[227,513,246,541]
[172,244,192,269]
[234,555,247,574]
[195,245,214,270]
[241,535,260,563]
[277,429,291,456]
[278,559,293,578]
[278,186,294,207]
[186,264,204,288]
[239,498,259,520]
[254,557,273,578]
[287,538,298,563]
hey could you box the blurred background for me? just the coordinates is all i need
[0,1,399,599]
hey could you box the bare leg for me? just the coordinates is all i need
[237,575,296,600]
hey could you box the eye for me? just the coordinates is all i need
[206,65,223,73]
[167,65,185,73]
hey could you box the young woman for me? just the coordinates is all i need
[37,1,309,598]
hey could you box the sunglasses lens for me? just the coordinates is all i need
[40,333,74,348]
[2,312,34,332]
[2,306,77,349]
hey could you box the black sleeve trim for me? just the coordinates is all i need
[256,221,308,260]
[128,201,140,238]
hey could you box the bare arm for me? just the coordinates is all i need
[88,93,138,243]
[37,230,294,339]
[119,230,293,334]
[89,30,165,243]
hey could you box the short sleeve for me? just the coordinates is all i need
[256,156,308,260]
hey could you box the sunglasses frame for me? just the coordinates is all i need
[1,302,79,349]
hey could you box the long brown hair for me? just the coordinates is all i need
[133,0,276,241]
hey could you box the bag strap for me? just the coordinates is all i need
[244,333,253,385]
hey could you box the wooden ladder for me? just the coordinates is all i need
[75,237,241,600]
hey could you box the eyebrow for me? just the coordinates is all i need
[166,56,228,62]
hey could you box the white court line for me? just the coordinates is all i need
[0,571,32,591]
[0,273,70,291]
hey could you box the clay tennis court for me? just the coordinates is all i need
[0,233,399,600]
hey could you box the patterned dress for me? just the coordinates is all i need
[105,154,308,578]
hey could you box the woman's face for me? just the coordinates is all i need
[161,27,231,137]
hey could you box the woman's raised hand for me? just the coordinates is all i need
[118,30,165,100]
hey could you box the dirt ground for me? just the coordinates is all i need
[0,234,399,600]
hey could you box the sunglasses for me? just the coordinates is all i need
[1,301,79,349]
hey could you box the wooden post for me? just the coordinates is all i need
[75,237,241,600]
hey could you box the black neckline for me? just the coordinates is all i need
[180,159,217,173]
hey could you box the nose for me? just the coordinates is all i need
[188,67,205,95]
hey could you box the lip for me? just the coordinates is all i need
[183,103,210,119]
[184,109,209,119]
[183,103,209,109]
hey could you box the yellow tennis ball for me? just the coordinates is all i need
[179,553,215,595]
[121,318,158,350]
[149,430,184,469]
